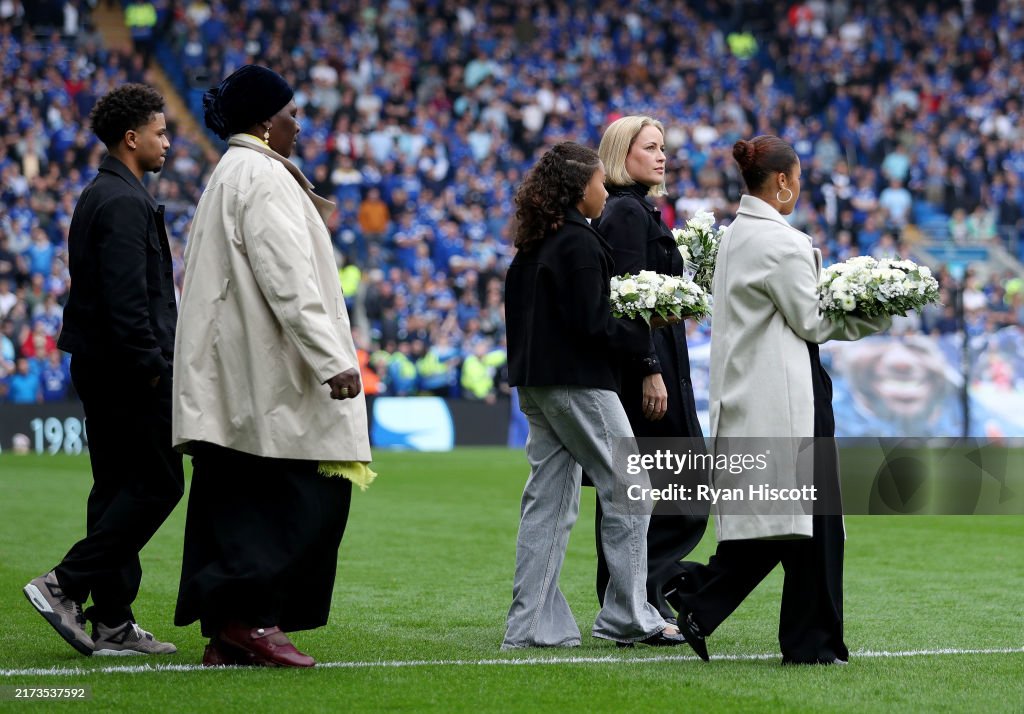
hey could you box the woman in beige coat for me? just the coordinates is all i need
[673,135,889,665]
[172,66,372,668]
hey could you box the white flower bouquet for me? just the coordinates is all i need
[671,209,725,292]
[610,270,711,324]
[818,256,941,324]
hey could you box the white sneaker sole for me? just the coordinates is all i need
[93,647,177,656]
[93,648,147,657]
[23,583,53,614]
[23,583,94,656]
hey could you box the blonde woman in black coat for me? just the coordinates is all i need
[591,115,708,623]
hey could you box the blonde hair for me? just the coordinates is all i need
[598,115,667,197]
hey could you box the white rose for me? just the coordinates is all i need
[645,293,658,309]
[691,209,715,229]
[619,279,638,295]
[678,244,691,261]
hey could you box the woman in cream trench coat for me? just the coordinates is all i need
[172,65,371,668]
[172,131,370,462]
[673,136,889,666]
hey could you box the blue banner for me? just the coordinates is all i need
[687,329,1024,438]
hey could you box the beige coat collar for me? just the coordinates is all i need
[227,133,335,224]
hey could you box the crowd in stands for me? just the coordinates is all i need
[2,0,1024,404]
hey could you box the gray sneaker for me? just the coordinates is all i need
[23,570,94,656]
[92,621,177,656]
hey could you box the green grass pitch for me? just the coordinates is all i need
[1,449,1021,712]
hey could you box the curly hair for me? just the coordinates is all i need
[90,84,165,148]
[513,142,600,251]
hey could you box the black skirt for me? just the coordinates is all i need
[797,341,848,663]
[174,443,353,638]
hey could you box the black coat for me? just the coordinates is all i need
[58,156,177,382]
[593,184,703,438]
[506,208,649,391]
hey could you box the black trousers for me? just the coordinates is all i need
[174,443,353,638]
[55,357,184,626]
[675,343,847,663]
[676,514,847,663]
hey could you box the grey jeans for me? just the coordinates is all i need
[501,386,666,648]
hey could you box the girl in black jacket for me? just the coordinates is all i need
[502,142,683,649]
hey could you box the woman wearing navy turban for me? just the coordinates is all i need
[173,65,374,668]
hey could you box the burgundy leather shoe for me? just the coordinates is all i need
[217,624,315,668]
[202,638,257,667]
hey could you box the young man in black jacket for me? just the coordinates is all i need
[24,84,183,657]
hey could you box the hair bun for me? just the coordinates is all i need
[732,139,755,169]
[202,87,230,140]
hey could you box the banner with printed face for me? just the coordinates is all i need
[686,328,1024,439]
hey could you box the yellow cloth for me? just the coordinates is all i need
[317,460,377,490]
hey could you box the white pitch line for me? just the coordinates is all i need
[1,647,1021,677]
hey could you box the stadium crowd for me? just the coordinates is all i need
[2,0,1024,404]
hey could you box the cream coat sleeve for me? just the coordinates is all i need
[240,170,352,383]
[764,245,891,344]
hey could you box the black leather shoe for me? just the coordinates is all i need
[616,630,685,648]
[678,611,710,662]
